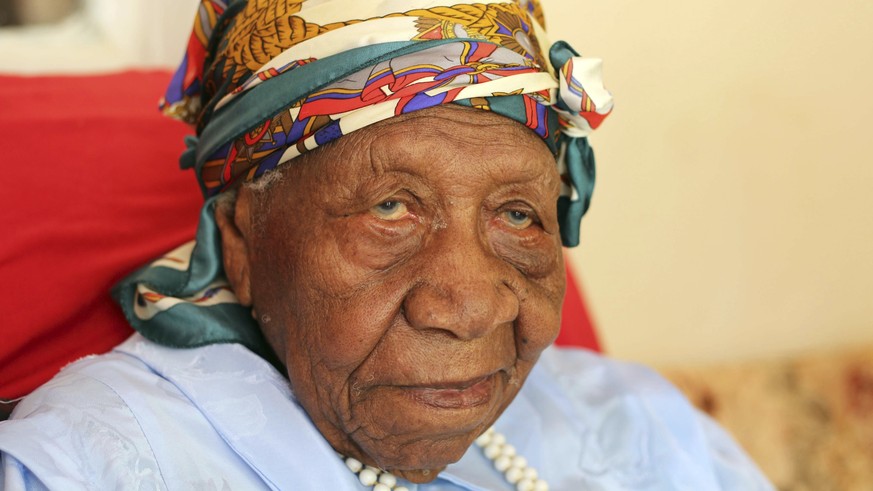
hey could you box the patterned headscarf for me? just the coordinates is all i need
[113,0,612,360]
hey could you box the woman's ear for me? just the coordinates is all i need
[215,189,254,306]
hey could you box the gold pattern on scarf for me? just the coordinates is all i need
[214,1,547,92]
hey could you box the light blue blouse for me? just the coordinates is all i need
[0,335,773,490]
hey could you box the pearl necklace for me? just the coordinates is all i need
[342,427,549,491]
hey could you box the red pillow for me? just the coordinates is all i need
[1,72,202,398]
[0,71,598,400]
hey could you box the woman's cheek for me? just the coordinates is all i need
[490,226,561,280]
[334,216,423,272]
[516,295,562,360]
[491,226,565,358]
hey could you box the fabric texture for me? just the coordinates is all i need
[0,335,774,491]
[112,0,612,359]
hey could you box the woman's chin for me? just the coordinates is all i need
[391,466,449,484]
[328,369,525,479]
[362,430,477,474]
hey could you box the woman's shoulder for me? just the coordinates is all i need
[0,348,168,489]
[514,346,775,490]
[3,336,215,424]
[534,345,690,403]
[0,336,274,490]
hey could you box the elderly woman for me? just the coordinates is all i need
[0,1,773,490]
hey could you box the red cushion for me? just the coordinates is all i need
[0,71,598,400]
[556,264,601,352]
[0,72,202,398]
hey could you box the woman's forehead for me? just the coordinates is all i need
[248,105,562,228]
[306,107,559,189]
[364,106,554,169]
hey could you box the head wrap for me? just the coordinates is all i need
[113,0,612,360]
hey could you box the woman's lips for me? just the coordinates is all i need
[402,374,497,409]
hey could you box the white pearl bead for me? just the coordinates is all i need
[534,479,549,491]
[365,466,381,474]
[345,457,363,473]
[517,478,535,491]
[475,432,492,447]
[501,444,517,457]
[378,472,397,487]
[484,442,503,459]
[492,433,507,445]
[373,484,390,491]
[511,455,528,469]
[358,468,378,486]
[505,467,524,484]
[494,455,512,472]
[523,467,539,480]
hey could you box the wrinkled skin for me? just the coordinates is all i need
[216,105,565,483]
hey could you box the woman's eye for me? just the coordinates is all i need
[370,200,409,220]
[503,209,533,229]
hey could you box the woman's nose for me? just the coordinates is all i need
[403,232,519,340]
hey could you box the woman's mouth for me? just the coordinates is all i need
[402,374,497,409]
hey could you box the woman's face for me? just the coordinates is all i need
[219,105,565,483]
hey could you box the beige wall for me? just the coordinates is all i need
[546,0,873,364]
